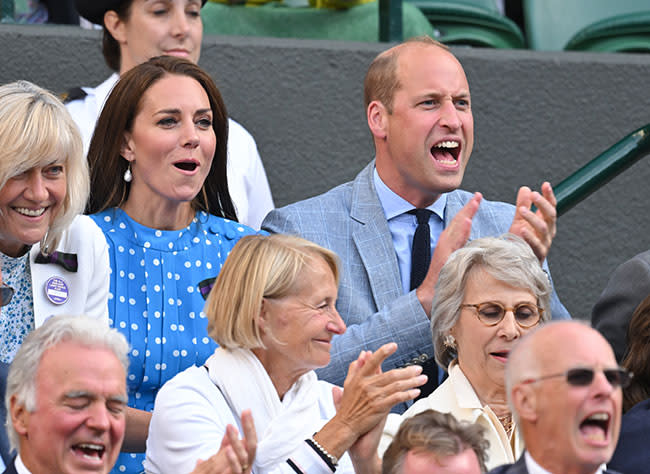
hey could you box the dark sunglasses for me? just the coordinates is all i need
[461,301,542,328]
[0,284,14,307]
[521,367,633,389]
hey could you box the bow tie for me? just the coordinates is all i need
[34,251,78,273]
[198,277,216,300]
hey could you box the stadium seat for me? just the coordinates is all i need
[565,12,650,53]
[524,0,650,51]
[407,0,525,48]
[202,1,435,41]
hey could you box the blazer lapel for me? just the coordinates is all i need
[349,162,403,310]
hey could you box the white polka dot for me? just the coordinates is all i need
[119,465,126,472]
[118,245,125,253]
[103,216,111,222]
[199,311,206,319]
[119,222,126,229]
[161,363,167,370]
[154,311,161,318]
[135,393,141,399]
[172,251,178,256]
[141,285,147,292]
[238,226,245,232]
[178,325,185,332]
[140,259,145,266]
[108,292,114,300]
[144,241,151,248]
[129,248,135,255]
[145,351,151,358]
[189,312,196,319]
[187,286,194,293]
[167,272,172,279]
[153,258,160,266]
[181,350,188,356]
[129,298,136,306]
[206,239,212,246]
[170,324,177,331]
[119,270,125,278]
[155,363,161,370]
[132,349,139,356]
[184,261,191,268]
[154,285,160,292]
[131,323,138,330]
[173,350,180,357]
[142,310,148,318]
[119,321,126,328]
[168,298,175,305]
[146,297,150,304]
[192,338,197,344]
[155,337,161,344]
[202,337,210,344]
[175,274,181,280]
[155,230,162,237]
[147,323,151,330]
[195,260,202,267]
[162,337,167,344]
[168,242,174,249]
[128,374,135,380]
[206,262,212,269]
[128,273,135,280]
[193,237,200,243]
[119,296,125,303]
[176,298,182,306]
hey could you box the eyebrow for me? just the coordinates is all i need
[154,108,213,115]
[64,391,128,404]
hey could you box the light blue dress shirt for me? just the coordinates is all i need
[373,168,447,295]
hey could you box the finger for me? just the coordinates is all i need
[332,386,343,410]
[540,181,557,206]
[225,444,243,473]
[517,225,546,261]
[531,191,557,231]
[452,192,482,224]
[515,186,532,210]
[357,343,398,376]
[241,410,257,463]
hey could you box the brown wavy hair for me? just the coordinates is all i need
[86,55,236,221]
[622,294,650,412]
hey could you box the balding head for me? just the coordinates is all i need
[363,36,451,113]
[506,321,623,474]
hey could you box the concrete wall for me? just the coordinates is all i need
[2,24,650,319]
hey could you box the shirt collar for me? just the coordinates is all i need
[525,451,606,474]
[373,167,447,221]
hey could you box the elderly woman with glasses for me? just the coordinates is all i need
[380,234,552,471]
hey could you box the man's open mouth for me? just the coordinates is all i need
[72,442,105,460]
[431,140,460,164]
[579,412,610,443]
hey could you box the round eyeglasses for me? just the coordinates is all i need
[461,301,542,328]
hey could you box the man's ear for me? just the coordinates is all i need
[512,384,538,423]
[10,394,29,437]
[104,10,127,44]
[367,100,388,140]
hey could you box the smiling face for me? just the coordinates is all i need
[258,256,346,387]
[110,0,203,74]
[451,267,538,398]
[0,163,66,257]
[372,43,474,208]
[523,325,622,474]
[12,341,127,474]
[121,73,215,222]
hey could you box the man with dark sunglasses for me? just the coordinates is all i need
[490,321,626,474]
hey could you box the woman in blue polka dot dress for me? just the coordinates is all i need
[86,56,257,473]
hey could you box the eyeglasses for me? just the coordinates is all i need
[0,284,14,307]
[520,367,633,389]
[461,302,542,328]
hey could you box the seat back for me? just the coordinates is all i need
[565,11,650,53]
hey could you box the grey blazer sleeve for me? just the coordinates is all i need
[592,250,650,362]
[263,208,434,388]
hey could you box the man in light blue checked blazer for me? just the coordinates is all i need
[262,37,569,411]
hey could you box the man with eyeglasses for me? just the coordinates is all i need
[490,321,628,474]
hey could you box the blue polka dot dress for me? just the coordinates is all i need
[91,209,256,474]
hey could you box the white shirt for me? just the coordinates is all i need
[525,451,606,474]
[65,74,274,230]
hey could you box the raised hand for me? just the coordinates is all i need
[509,182,557,263]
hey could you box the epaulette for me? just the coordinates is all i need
[60,87,87,104]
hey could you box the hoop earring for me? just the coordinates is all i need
[123,163,132,183]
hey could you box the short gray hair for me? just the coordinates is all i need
[432,234,552,368]
[6,315,129,451]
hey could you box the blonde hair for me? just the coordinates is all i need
[0,80,88,253]
[205,234,339,350]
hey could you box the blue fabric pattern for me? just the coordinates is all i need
[0,252,34,363]
[91,209,256,474]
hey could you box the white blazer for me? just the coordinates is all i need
[29,215,109,327]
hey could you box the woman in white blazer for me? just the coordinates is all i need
[0,80,109,365]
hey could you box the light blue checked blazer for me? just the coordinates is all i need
[263,161,569,397]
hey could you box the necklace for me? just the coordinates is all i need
[498,413,515,438]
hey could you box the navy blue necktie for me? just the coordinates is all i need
[409,208,433,291]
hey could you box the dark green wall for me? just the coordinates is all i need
[1,24,650,319]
